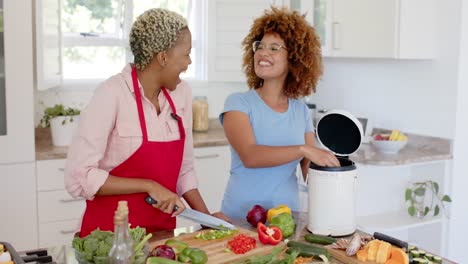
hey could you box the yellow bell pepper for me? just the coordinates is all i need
[267,204,292,222]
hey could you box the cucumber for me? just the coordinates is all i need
[286,241,330,257]
[304,233,337,245]
[410,250,420,258]
[433,256,442,264]
[146,257,182,264]
[425,253,434,261]
[286,247,331,259]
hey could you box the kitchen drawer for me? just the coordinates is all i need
[37,159,67,191]
[38,190,85,223]
[39,219,81,248]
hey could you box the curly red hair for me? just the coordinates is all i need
[242,7,323,99]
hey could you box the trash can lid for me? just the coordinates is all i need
[315,109,363,157]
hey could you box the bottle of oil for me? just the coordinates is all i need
[109,201,134,264]
[192,96,209,132]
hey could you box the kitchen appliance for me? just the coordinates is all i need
[144,196,237,230]
[0,241,56,263]
[307,109,363,236]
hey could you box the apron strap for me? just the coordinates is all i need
[131,66,149,142]
[161,87,186,140]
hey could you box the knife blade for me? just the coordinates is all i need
[373,232,408,250]
[144,196,237,230]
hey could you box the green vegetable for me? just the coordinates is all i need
[286,241,330,258]
[304,233,337,245]
[177,247,208,264]
[146,256,182,264]
[235,246,298,264]
[269,213,295,238]
[195,229,237,240]
[165,239,188,254]
[72,227,151,264]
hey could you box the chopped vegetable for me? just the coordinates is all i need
[257,222,283,245]
[227,234,256,254]
[195,228,237,240]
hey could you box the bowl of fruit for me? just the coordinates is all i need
[370,130,408,154]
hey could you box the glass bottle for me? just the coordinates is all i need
[109,201,134,264]
[192,96,209,132]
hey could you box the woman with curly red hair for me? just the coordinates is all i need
[219,7,340,219]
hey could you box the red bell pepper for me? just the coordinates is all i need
[257,222,283,245]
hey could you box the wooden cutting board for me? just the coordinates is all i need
[150,227,285,264]
[325,246,377,264]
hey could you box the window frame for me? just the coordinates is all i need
[60,0,206,88]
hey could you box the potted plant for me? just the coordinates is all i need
[405,180,452,219]
[40,104,81,147]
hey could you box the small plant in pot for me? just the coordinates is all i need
[405,180,452,219]
[40,104,81,147]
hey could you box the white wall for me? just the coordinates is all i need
[308,1,462,139]
[447,0,468,262]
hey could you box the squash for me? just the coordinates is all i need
[366,240,381,261]
[385,259,401,264]
[356,247,368,262]
[388,248,409,264]
[376,241,392,263]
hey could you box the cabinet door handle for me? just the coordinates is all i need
[60,197,85,203]
[60,229,77,234]
[58,168,65,172]
[332,22,341,50]
[194,154,220,159]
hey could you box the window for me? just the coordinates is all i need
[61,0,205,81]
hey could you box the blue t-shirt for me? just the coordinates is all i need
[219,89,313,219]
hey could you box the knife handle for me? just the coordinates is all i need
[145,196,179,211]
[373,232,408,250]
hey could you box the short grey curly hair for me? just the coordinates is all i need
[130,8,188,71]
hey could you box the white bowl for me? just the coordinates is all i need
[370,139,407,154]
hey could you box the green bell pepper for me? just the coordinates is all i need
[165,239,188,254]
[269,212,296,238]
[177,247,208,264]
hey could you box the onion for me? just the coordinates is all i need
[151,245,176,260]
[246,204,267,227]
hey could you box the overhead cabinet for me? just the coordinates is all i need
[301,0,436,59]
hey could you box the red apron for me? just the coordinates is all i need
[80,66,186,237]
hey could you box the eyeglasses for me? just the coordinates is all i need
[252,41,287,53]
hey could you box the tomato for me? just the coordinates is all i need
[227,234,257,254]
[257,222,283,245]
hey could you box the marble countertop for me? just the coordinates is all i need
[36,122,452,165]
[35,119,228,160]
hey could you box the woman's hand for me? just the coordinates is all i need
[211,211,233,223]
[147,182,186,215]
[302,145,340,167]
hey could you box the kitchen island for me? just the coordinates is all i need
[34,214,456,264]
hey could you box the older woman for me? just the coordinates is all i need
[220,7,340,219]
[65,8,228,237]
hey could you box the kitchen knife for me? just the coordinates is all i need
[144,196,237,230]
[373,232,408,250]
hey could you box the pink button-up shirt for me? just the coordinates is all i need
[65,65,198,200]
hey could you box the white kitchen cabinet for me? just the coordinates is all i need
[207,0,290,82]
[0,163,38,251]
[0,0,35,163]
[355,160,451,256]
[299,0,436,59]
[36,159,85,248]
[177,145,231,228]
